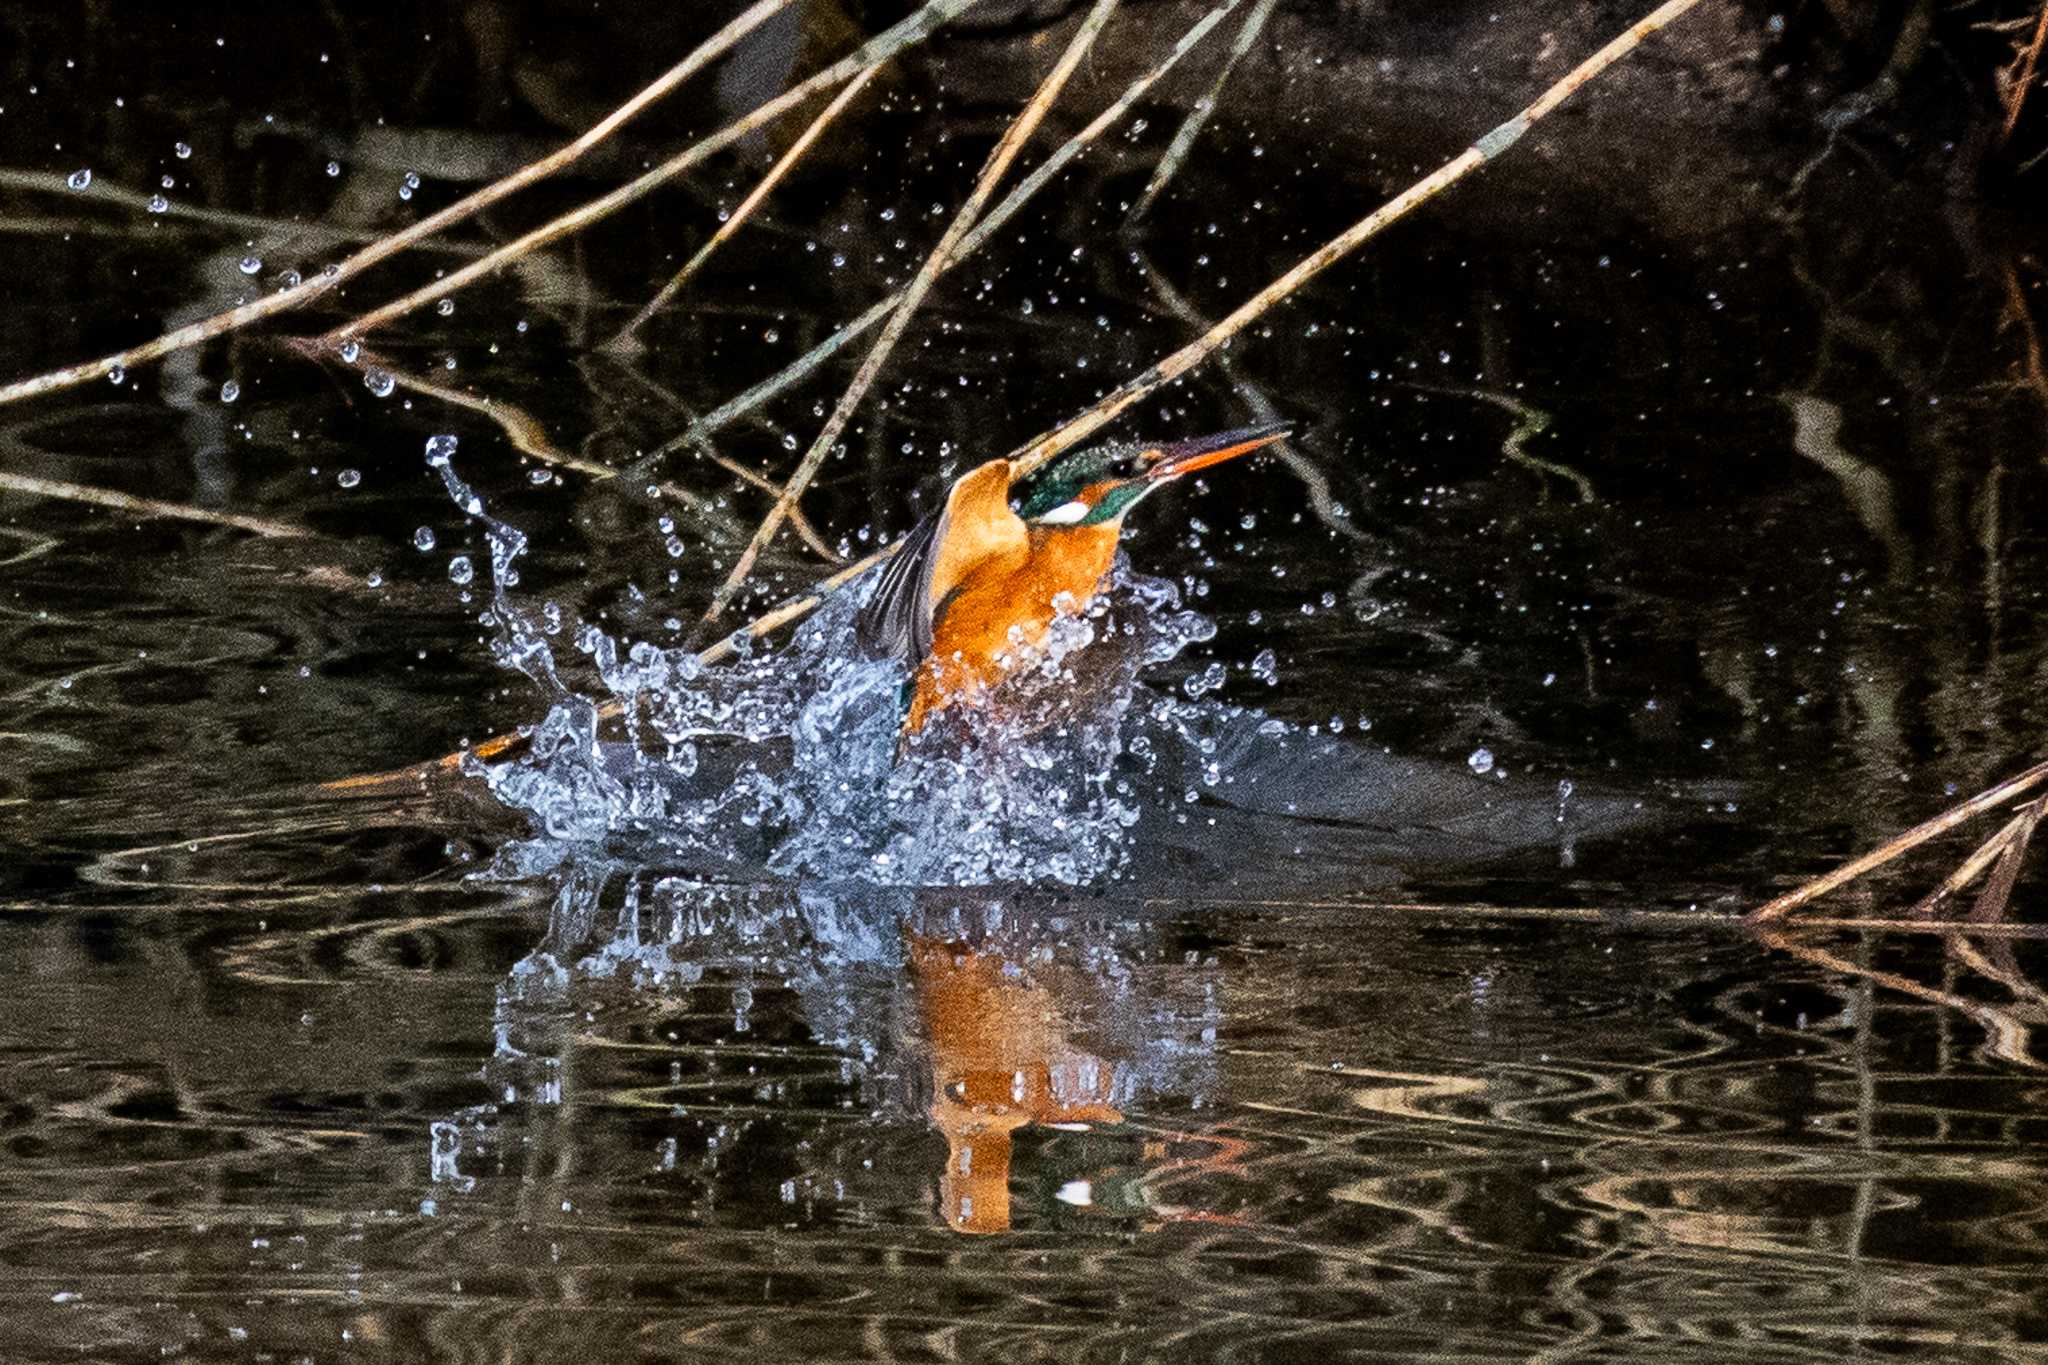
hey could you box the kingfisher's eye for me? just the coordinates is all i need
[1035,499,1091,526]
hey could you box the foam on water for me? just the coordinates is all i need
[429,436,1231,888]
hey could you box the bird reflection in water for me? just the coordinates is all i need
[431,865,1229,1235]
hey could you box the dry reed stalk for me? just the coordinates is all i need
[335,0,1705,787]
[1999,5,2048,146]
[1007,0,1710,480]
[0,468,308,538]
[1746,760,2048,925]
[699,0,1122,625]
[626,0,1237,484]
[329,349,589,471]
[323,539,891,789]
[0,169,486,252]
[300,343,829,553]
[698,450,844,562]
[1127,0,1280,225]
[1136,253,1369,544]
[0,0,794,407]
[609,62,889,348]
[319,0,980,345]
[692,0,1706,637]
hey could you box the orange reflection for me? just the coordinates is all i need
[907,931,1124,1233]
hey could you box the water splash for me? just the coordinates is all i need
[425,435,1226,888]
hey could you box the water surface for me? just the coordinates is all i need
[4,4,2048,1360]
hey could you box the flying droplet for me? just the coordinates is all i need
[1467,747,1495,776]
[145,194,169,213]
[413,526,436,551]
[436,298,454,317]
[174,142,192,160]
[219,379,240,403]
[336,469,361,489]
[107,366,125,385]
[238,255,262,275]
[66,168,92,190]
[448,555,475,586]
[363,368,395,397]
[325,160,341,177]
[338,339,360,363]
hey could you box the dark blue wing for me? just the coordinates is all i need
[854,507,944,666]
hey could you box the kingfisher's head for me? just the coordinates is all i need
[1013,422,1293,530]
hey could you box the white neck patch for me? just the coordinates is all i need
[1034,498,1091,526]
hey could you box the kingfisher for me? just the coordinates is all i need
[856,422,1292,738]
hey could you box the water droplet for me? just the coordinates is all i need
[763,328,779,344]
[448,555,475,585]
[1467,747,1495,775]
[107,366,125,385]
[338,339,360,363]
[436,298,454,317]
[325,160,341,177]
[1249,647,1278,685]
[398,169,420,201]
[160,174,175,189]
[174,141,193,160]
[238,255,262,275]
[413,526,437,551]
[219,379,240,403]
[366,571,383,588]
[364,368,395,397]
[336,469,361,489]
[145,193,168,213]
[277,270,300,289]
[528,468,551,485]
[66,168,93,191]
[424,434,458,466]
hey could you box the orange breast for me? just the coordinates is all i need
[905,523,1120,735]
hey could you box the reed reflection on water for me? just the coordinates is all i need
[11,838,2048,1360]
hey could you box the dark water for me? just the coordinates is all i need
[5,3,2048,1360]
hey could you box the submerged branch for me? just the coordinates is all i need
[0,469,308,538]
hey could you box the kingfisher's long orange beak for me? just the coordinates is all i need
[1140,421,1293,483]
